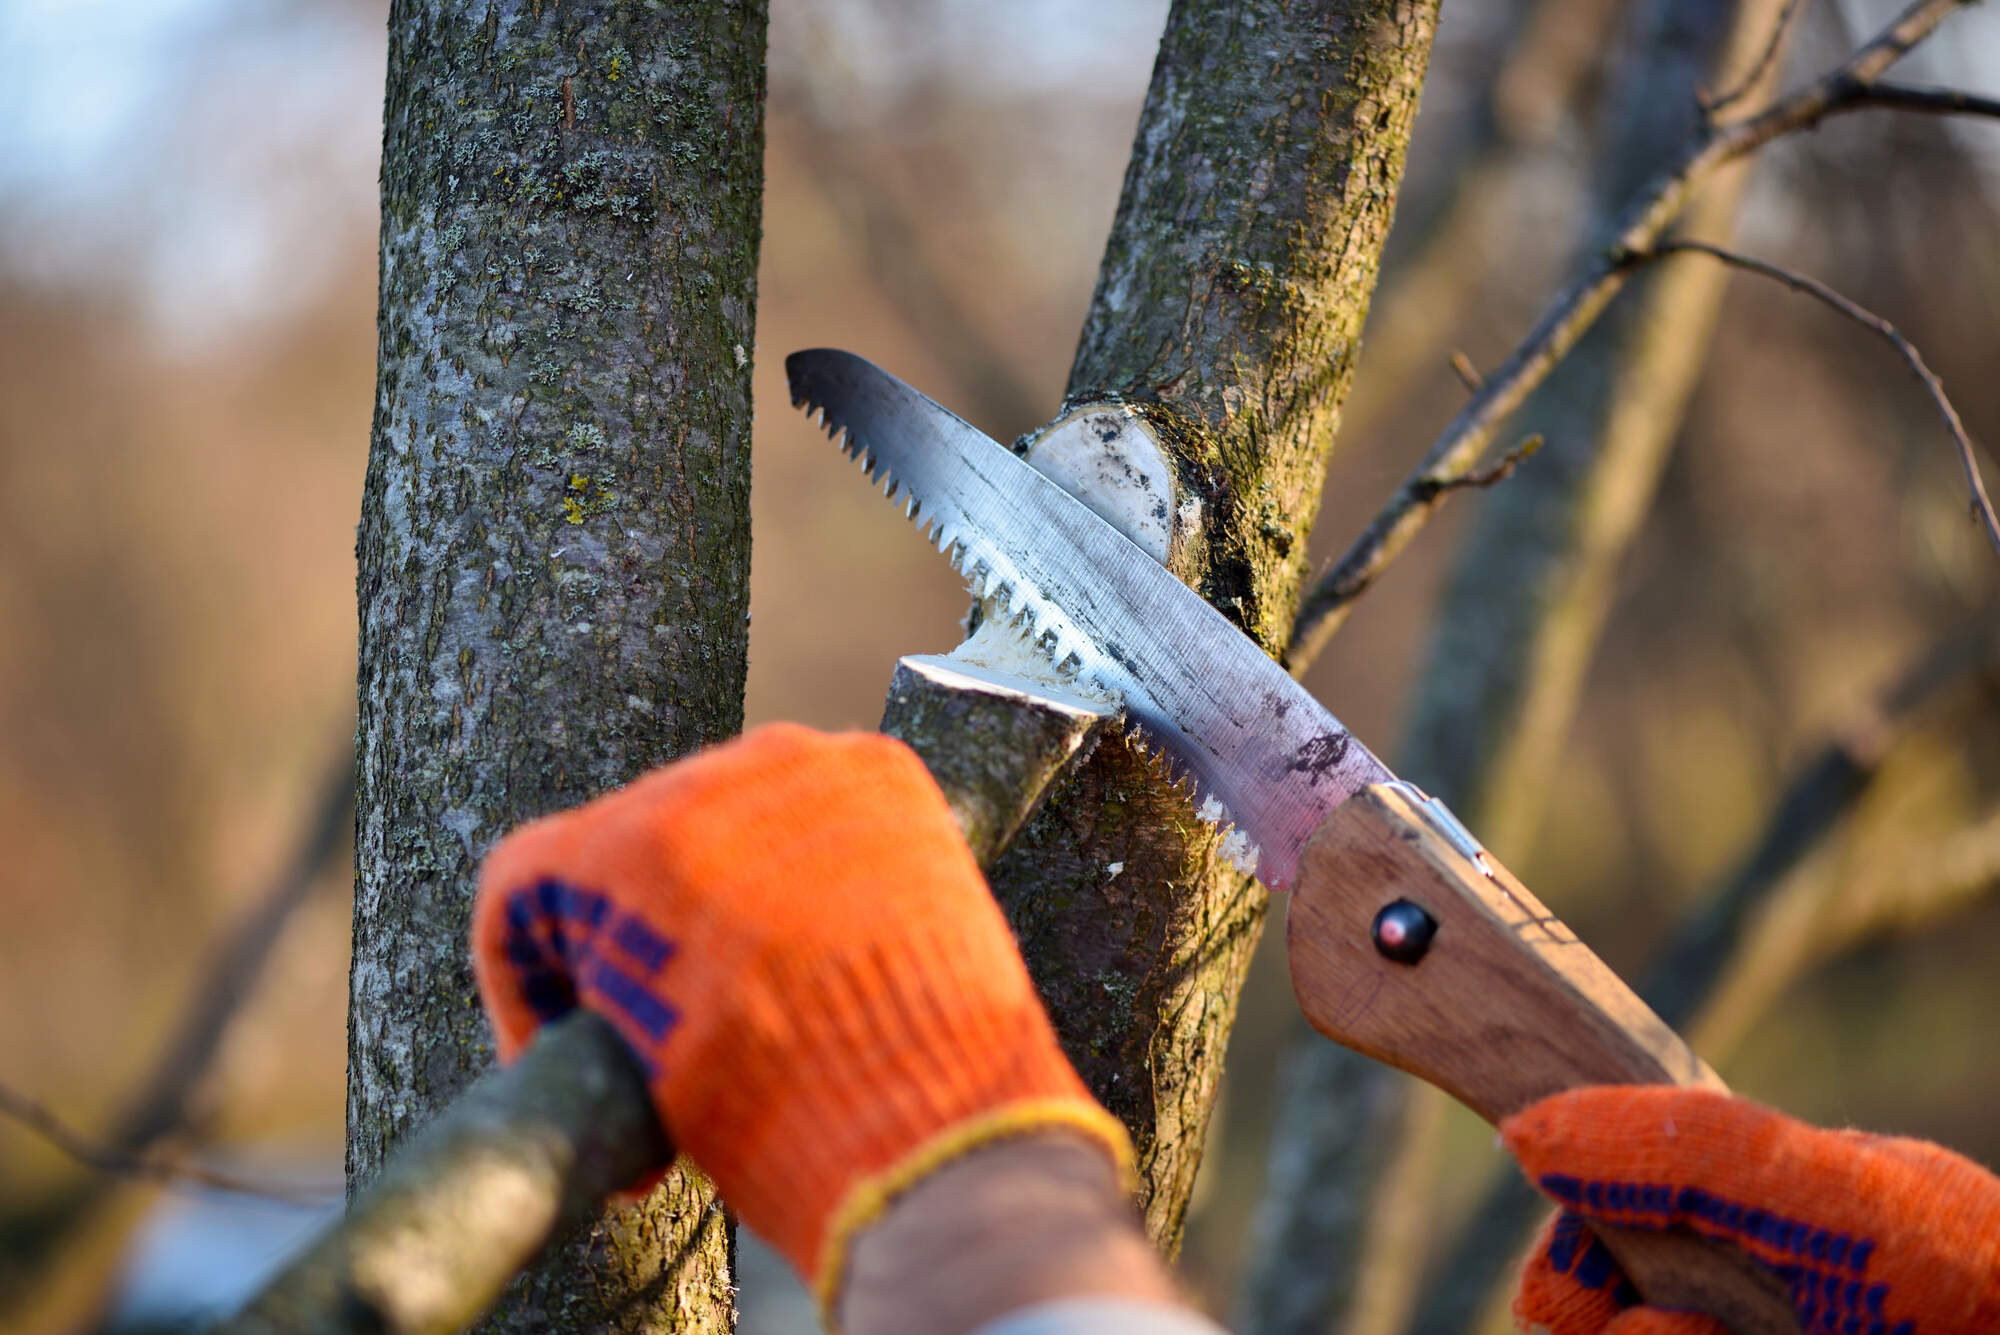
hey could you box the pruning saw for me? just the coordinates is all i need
[786,347,1802,1335]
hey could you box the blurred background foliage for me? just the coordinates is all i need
[0,0,1995,1331]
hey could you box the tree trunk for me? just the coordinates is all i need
[352,2,764,1330]
[977,0,1440,1252]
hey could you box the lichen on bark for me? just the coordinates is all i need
[984,0,1441,1250]
[353,1,765,1329]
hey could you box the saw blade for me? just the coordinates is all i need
[787,348,1393,891]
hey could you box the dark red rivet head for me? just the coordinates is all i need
[1372,899,1437,964]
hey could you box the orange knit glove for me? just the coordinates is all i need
[1502,1087,2000,1335]
[469,723,1132,1312]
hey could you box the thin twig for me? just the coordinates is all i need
[1849,79,2000,120]
[1328,0,1624,455]
[1286,0,1977,677]
[0,1082,336,1203]
[1646,239,2000,558]
[1411,433,1542,499]
[1703,0,1808,115]
[1448,349,1485,394]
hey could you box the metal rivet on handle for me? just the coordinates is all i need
[1372,899,1437,964]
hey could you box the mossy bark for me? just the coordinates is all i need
[352,2,764,1330]
[983,0,1440,1251]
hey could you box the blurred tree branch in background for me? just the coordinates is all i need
[0,1085,334,1203]
[1689,666,2000,1061]
[0,743,353,1327]
[94,751,356,1176]
[1646,615,2000,1028]
[1642,239,2000,554]
[1289,0,1994,672]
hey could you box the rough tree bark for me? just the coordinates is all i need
[352,3,764,1331]
[963,0,1441,1252]
[1242,3,1791,1333]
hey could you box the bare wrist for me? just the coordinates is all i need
[839,1134,1182,1335]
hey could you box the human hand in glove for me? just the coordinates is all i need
[1505,1087,2000,1334]
[469,723,1175,1335]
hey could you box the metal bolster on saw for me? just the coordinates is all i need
[1381,778,1493,876]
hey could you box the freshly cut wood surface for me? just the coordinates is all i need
[1286,783,1799,1335]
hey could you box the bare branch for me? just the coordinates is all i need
[1286,0,1977,676]
[1410,433,1542,500]
[1328,0,1622,454]
[0,1082,335,1203]
[1850,79,2000,120]
[1701,0,1808,115]
[1287,249,1643,675]
[1449,349,1485,395]
[217,1013,672,1335]
[1646,239,2000,559]
[0,743,354,1317]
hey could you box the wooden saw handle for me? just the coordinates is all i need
[1286,782,1801,1335]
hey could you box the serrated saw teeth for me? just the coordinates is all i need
[796,357,1266,878]
[1114,723,1261,876]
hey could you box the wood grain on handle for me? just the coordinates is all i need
[1286,783,1801,1335]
